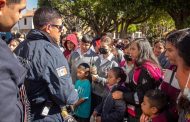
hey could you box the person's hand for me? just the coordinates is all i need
[140,114,149,122]
[92,111,98,117]
[90,66,97,75]
[96,116,101,122]
[92,75,98,81]
[112,91,123,100]
[72,104,76,110]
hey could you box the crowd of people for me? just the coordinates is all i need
[1,0,190,122]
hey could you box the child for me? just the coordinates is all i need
[63,34,78,60]
[69,34,98,84]
[153,40,165,58]
[140,89,171,122]
[74,63,91,122]
[92,67,126,122]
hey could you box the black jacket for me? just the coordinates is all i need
[95,85,126,122]
[15,29,78,121]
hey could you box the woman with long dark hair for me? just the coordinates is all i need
[174,28,190,122]
[112,38,163,122]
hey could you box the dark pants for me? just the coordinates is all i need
[91,93,103,112]
[74,115,89,122]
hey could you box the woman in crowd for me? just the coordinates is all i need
[112,38,163,122]
[159,30,182,122]
[174,28,190,122]
[120,43,134,74]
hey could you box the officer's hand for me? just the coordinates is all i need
[112,91,123,100]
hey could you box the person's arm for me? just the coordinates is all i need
[113,69,158,105]
[73,98,85,108]
[74,81,91,108]
[95,61,118,85]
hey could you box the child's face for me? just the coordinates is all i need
[77,68,87,80]
[141,96,154,117]
[153,42,165,57]
[66,41,75,51]
[8,40,19,52]
[107,70,118,86]
[100,42,111,53]
[80,41,91,53]
[124,47,130,55]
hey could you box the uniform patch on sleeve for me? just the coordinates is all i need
[56,66,68,77]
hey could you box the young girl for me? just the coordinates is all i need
[74,63,92,122]
[63,34,78,60]
[140,89,170,122]
[92,67,126,122]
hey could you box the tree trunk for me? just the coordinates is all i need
[120,22,129,38]
[168,10,190,29]
[119,20,124,38]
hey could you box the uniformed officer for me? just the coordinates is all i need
[15,7,78,122]
[0,0,27,122]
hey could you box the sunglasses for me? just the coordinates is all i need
[50,24,64,32]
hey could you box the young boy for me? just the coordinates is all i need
[74,63,91,122]
[69,34,98,84]
[140,89,171,122]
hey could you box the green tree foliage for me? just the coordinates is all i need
[127,10,175,41]
[38,0,154,36]
[140,10,175,39]
[115,0,156,37]
[154,0,190,29]
[38,0,190,36]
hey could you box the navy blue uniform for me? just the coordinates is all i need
[0,39,26,122]
[15,29,78,122]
